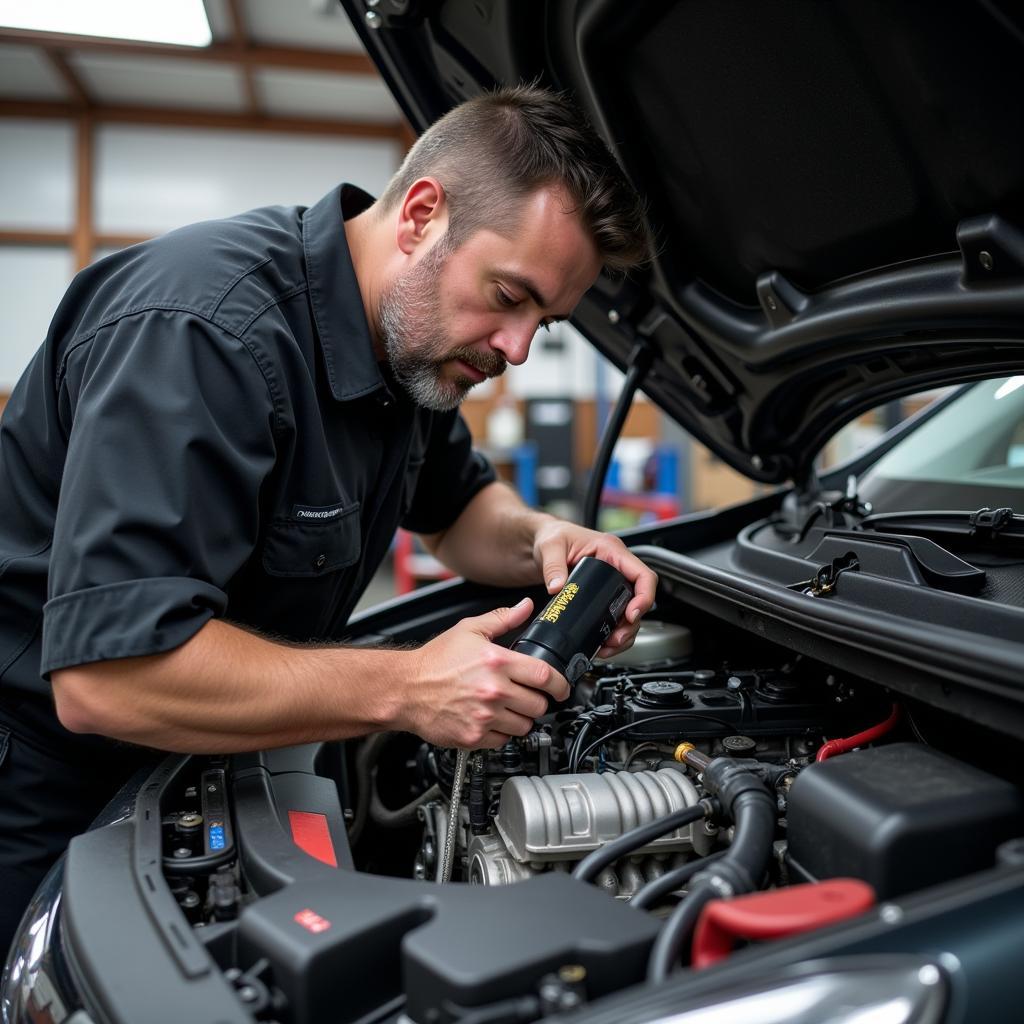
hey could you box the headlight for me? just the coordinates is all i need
[637,958,947,1024]
[1,858,90,1024]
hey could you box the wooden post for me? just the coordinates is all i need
[73,113,94,270]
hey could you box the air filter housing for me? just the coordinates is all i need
[786,743,1024,899]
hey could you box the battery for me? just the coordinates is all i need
[513,556,633,684]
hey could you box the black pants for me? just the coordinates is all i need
[0,713,149,960]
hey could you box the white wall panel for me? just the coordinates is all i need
[0,248,74,391]
[95,126,400,234]
[0,120,75,230]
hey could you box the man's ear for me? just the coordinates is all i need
[396,177,448,255]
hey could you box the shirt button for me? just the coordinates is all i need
[377,391,394,408]
[313,554,327,569]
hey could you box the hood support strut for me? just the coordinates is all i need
[582,341,655,530]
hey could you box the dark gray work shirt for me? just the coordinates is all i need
[0,183,494,735]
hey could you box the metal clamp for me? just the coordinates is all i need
[969,506,1015,538]
[792,552,860,597]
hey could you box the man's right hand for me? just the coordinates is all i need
[393,597,569,749]
[53,600,567,756]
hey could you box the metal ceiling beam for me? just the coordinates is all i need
[0,99,403,141]
[0,28,376,76]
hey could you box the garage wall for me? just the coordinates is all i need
[0,121,76,230]
[94,125,395,235]
[0,116,400,392]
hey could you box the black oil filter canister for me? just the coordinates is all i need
[513,556,633,684]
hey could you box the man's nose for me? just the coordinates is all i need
[489,322,535,366]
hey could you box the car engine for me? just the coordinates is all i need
[58,606,1019,1024]
[353,617,900,900]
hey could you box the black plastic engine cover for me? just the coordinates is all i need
[236,871,659,1024]
[786,743,1024,899]
[620,670,888,740]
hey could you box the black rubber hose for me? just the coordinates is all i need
[347,732,392,845]
[582,342,654,530]
[370,783,441,828]
[572,801,712,883]
[628,850,727,910]
[696,758,778,899]
[646,885,717,981]
[568,719,592,774]
[716,788,777,893]
[646,781,776,981]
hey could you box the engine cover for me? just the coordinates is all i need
[492,769,703,864]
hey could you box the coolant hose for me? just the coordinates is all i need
[647,759,776,981]
[573,800,714,884]
[816,703,901,762]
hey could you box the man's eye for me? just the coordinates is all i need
[496,287,516,308]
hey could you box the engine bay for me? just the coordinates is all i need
[136,590,1024,1024]
[362,627,889,892]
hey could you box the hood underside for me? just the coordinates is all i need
[344,0,1024,483]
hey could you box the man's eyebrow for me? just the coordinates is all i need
[500,272,569,320]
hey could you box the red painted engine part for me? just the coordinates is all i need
[692,878,876,969]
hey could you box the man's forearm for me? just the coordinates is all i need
[423,481,555,586]
[52,618,408,754]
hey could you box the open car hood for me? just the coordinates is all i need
[342,0,1024,484]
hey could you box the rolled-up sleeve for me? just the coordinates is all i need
[41,311,278,676]
[401,409,496,535]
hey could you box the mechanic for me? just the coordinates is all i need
[0,86,655,952]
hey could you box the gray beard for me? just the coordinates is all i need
[378,239,506,411]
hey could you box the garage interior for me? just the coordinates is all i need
[0,0,915,602]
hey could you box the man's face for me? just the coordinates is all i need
[378,186,602,411]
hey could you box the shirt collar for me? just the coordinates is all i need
[302,182,384,402]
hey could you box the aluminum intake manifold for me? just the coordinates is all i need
[467,769,709,886]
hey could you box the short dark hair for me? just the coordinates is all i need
[378,85,651,276]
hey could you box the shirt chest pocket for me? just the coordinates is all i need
[261,502,362,578]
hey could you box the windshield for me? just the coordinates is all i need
[859,376,1024,513]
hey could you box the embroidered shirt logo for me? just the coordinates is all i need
[291,502,348,521]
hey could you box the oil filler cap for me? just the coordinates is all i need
[638,681,691,707]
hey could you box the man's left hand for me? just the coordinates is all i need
[531,520,658,658]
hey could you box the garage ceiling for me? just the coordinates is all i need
[0,0,405,137]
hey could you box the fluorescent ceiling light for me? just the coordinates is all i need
[0,0,213,47]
